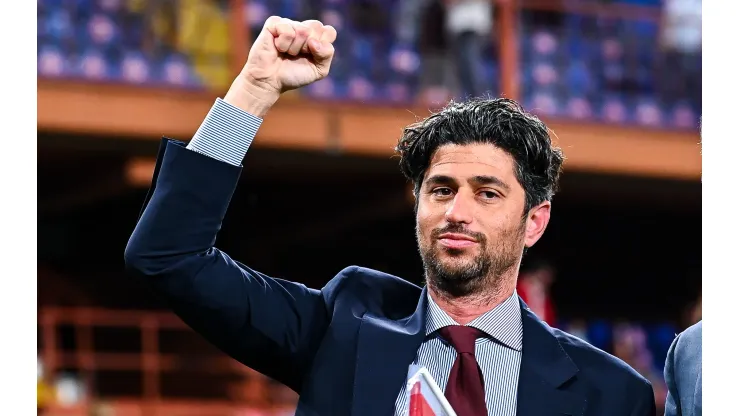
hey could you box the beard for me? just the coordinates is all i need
[417,219,526,298]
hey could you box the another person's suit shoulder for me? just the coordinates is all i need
[667,319,702,386]
[673,320,702,354]
[666,320,702,384]
[321,266,423,319]
[664,320,702,416]
[552,327,654,395]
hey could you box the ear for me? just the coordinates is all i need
[524,201,551,248]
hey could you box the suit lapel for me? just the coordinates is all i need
[352,288,428,416]
[516,300,587,416]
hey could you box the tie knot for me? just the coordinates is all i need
[438,325,484,355]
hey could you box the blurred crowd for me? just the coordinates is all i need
[38,0,701,128]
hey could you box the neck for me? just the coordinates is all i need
[427,277,517,325]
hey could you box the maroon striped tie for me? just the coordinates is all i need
[438,326,488,416]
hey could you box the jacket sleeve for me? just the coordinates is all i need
[630,377,657,416]
[124,139,329,391]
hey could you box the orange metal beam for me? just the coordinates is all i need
[334,105,700,180]
[37,81,701,180]
[142,318,160,401]
[229,0,249,78]
[497,0,520,100]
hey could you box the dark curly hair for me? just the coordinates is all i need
[395,98,565,213]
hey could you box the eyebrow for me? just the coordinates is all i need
[425,174,511,192]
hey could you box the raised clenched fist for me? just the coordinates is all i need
[225,16,337,116]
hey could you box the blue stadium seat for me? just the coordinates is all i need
[37,0,699,127]
[634,95,665,127]
[519,6,699,129]
[38,44,71,78]
[614,0,661,6]
[37,0,221,88]
[73,47,120,81]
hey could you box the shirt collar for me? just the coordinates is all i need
[426,290,523,351]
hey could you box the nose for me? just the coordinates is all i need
[444,193,474,225]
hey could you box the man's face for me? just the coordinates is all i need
[415,143,551,297]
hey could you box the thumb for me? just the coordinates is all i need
[253,16,281,51]
[251,29,278,55]
[263,15,281,37]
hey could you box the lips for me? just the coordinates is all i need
[437,233,478,249]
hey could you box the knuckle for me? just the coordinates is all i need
[321,25,337,41]
[294,24,309,37]
[279,18,293,28]
[281,26,295,37]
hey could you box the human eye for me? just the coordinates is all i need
[478,190,500,200]
[431,187,454,198]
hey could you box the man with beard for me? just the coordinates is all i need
[125,16,656,416]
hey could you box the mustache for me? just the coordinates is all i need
[431,224,486,242]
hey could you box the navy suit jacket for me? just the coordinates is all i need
[664,320,702,416]
[125,139,656,416]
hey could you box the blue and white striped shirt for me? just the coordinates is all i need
[393,292,522,416]
[187,98,263,166]
[188,99,523,416]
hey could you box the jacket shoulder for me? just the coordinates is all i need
[321,266,423,319]
[676,320,702,350]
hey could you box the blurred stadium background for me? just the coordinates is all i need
[37,0,701,415]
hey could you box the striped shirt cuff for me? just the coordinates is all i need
[186,98,263,166]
